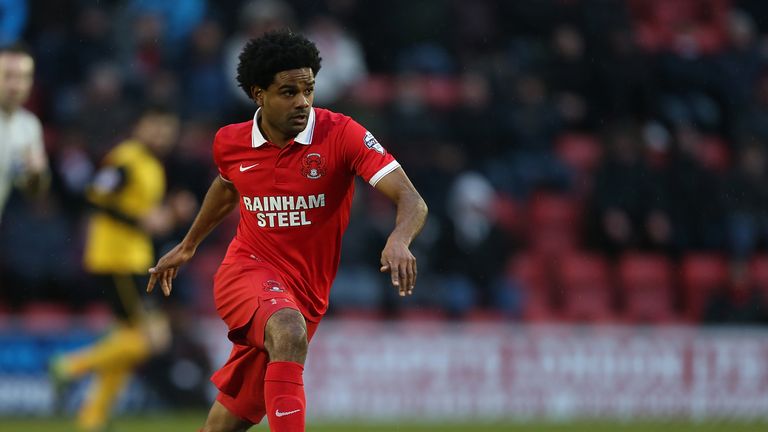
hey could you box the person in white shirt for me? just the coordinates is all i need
[0,43,49,220]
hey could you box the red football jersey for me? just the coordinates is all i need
[212,107,399,322]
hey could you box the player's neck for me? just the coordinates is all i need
[257,115,292,148]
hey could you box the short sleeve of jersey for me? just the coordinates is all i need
[340,118,399,186]
[212,128,231,182]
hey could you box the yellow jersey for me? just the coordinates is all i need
[83,139,165,274]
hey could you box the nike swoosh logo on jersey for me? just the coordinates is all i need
[239,163,260,172]
[275,409,301,417]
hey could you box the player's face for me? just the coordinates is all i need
[0,52,34,112]
[257,68,315,138]
[135,113,181,156]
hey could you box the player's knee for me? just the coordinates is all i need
[264,309,308,362]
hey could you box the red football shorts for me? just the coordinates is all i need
[210,261,319,424]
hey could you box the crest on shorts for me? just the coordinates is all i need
[364,131,385,155]
[263,280,284,293]
[301,152,326,179]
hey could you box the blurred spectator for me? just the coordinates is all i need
[0,0,27,45]
[664,124,726,252]
[124,0,206,45]
[384,73,455,213]
[586,122,672,253]
[0,43,49,222]
[57,4,113,90]
[489,74,571,199]
[546,25,594,129]
[0,196,77,307]
[504,74,562,151]
[177,19,230,119]
[119,11,167,85]
[703,262,768,324]
[738,73,768,143]
[722,141,768,261]
[346,0,452,73]
[397,43,456,76]
[449,72,500,164]
[164,119,217,201]
[432,172,516,317]
[305,15,367,107]
[329,186,387,313]
[71,62,133,158]
[592,27,655,119]
[452,0,501,61]
[50,125,94,214]
[715,8,764,113]
[143,68,182,112]
[629,0,730,56]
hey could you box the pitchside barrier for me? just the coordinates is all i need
[1,318,768,420]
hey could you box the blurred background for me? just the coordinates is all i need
[2,0,768,430]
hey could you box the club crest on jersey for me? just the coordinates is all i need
[263,280,284,293]
[301,152,326,179]
[364,131,385,155]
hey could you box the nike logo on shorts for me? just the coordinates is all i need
[239,163,260,172]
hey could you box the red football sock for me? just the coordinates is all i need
[264,361,306,432]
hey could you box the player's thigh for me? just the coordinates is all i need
[214,263,300,346]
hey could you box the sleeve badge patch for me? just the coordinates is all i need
[364,131,385,155]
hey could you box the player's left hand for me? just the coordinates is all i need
[380,238,417,296]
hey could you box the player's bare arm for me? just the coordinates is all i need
[374,167,428,296]
[147,175,239,296]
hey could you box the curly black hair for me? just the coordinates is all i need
[236,30,322,99]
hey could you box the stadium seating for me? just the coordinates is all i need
[20,302,74,332]
[349,75,394,108]
[554,132,603,197]
[506,253,556,322]
[698,135,730,173]
[749,254,768,300]
[618,253,677,323]
[556,253,616,322]
[680,253,729,322]
[526,193,581,255]
[555,132,603,180]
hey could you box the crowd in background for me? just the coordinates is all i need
[2,0,768,324]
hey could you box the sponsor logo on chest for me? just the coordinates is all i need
[242,194,326,228]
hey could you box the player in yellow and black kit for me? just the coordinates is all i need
[50,106,184,432]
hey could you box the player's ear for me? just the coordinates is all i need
[252,87,263,106]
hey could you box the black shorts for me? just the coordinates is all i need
[91,274,150,323]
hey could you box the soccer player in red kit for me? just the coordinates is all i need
[146,30,428,432]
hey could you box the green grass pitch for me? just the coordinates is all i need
[1,413,767,432]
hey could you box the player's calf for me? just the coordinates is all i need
[200,400,251,432]
[263,308,308,431]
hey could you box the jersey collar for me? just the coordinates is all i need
[251,107,316,148]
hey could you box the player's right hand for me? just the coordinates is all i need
[146,243,195,297]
